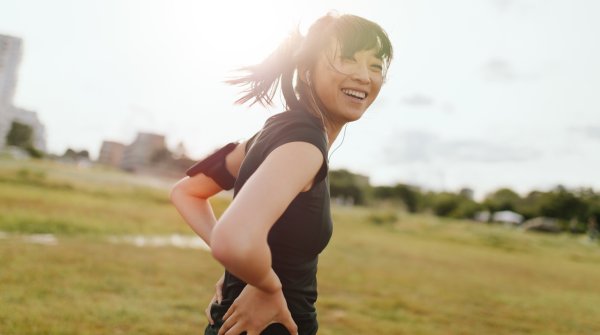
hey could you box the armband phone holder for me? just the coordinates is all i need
[185,142,238,190]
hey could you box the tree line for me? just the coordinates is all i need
[329,169,600,233]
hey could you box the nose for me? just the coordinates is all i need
[350,62,371,84]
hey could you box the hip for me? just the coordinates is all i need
[205,303,318,335]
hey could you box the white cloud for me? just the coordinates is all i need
[570,125,600,141]
[481,58,541,82]
[401,93,435,107]
[384,130,541,164]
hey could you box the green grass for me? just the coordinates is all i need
[0,159,229,236]
[1,157,600,334]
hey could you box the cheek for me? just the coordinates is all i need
[370,77,384,97]
[315,84,338,106]
[314,72,343,101]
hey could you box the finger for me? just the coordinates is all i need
[205,306,213,325]
[223,322,245,335]
[219,310,237,335]
[216,286,223,304]
[205,305,214,325]
[281,314,299,335]
[218,313,237,335]
[206,295,217,325]
[217,319,227,335]
[222,304,234,321]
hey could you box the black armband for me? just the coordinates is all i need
[185,142,238,190]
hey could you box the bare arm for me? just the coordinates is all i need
[210,141,323,293]
[169,138,248,245]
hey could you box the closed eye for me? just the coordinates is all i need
[340,54,356,62]
[371,64,383,72]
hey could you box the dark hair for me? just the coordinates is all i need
[226,12,393,111]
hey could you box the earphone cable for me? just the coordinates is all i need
[328,123,347,161]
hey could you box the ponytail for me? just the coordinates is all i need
[226,29,303,109]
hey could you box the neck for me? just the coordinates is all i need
[297,90,346,151]
[301,104,346,151]
[322,117,345,151]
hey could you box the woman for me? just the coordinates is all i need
[170,12,392,335]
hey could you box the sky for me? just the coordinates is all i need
[1,0,599,199]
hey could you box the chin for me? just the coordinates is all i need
[351,108,370,121]
[345,113,365,123]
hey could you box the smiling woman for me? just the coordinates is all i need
[170,11,392,335]
[309,42,386,124]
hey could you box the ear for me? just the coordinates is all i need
[298,67,310,84]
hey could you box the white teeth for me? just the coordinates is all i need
[342,89,366,99]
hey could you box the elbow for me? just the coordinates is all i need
[210,224,251,267]
[169,178,211,202]
[210,239,229,266]
[169,183,181,204]
[169,180,190,205]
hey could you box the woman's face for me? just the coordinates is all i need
[310,40,385,124]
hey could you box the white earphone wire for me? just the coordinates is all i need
[328,123,347,161]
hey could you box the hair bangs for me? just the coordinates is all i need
[334,15,393,72]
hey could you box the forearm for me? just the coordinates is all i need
[170,191,217,246]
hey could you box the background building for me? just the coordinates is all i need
[0,34,46,151]
[0,34,21,107]
[97,140,126,167]
[97,132,194,179]
[119,132,167,172]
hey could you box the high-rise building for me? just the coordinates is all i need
[0,34,46,151]
[0,34,21,107]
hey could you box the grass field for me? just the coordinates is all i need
[1,157,600,334]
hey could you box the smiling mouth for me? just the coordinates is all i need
[341,88,367,100]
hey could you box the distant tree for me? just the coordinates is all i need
[25,146,44,159]
[6,121,33,148]
[452,197,482,219]
[516,190,545,219]
[539,186,588,222]
[459,188,474,200]
[394,184,421,213]
[483,188,521,212]
[63,148,89,160]
[426,190,482,219]
[373,183,423,212]
[373,185,395,199]
[6,121,44,158]
[580,189,600,223]
[431,192,461,217]
[329,169,370,205]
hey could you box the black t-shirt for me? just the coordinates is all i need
[209,107,333,335]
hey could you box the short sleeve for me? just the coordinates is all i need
[263,121,328,186]
[244,131,261,155]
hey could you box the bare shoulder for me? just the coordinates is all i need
[240,140,324,197]
[264,141,323,175]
